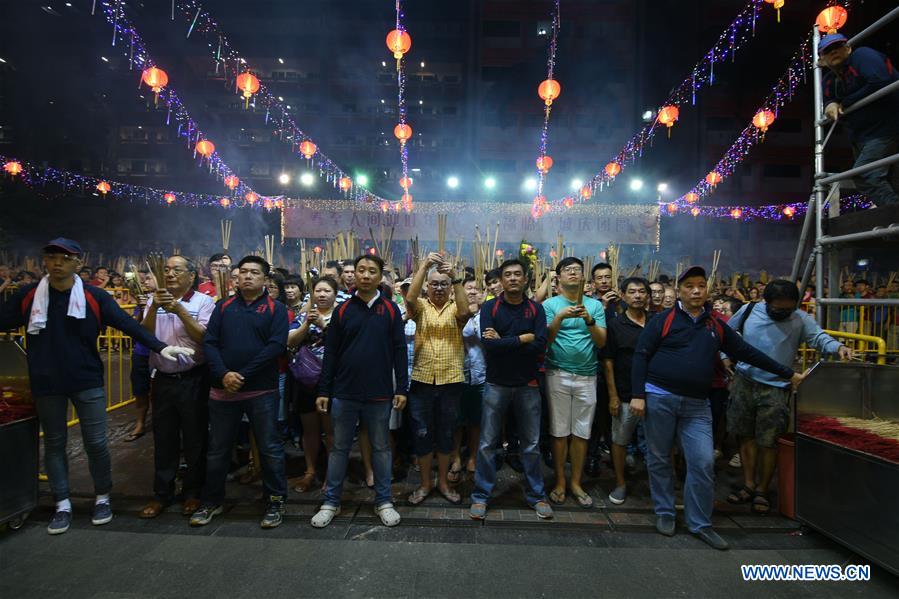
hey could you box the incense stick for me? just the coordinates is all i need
[220,219,232,252]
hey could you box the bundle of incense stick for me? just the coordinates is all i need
[113,256,126,275]
[264,235,275,266]
[410,237,420,274]
[731,272,740,289]
[24,256,39,274]
[124,264,144,298]
[299,240,308,277]
[607,244,620,289]
[888,272,897,289]
[212,266,228,300]
[534,258,545,289]
[555,233,564,268]
[648,260,661,283]
[173,246,181,256]
[582,255,594,280]
[708,250,722,289]
[437,214,448,254]
[676,262,686,285]
[454,238,463,269]
[146,253,167,291]
[625,264,641,279]
[220,219,232,251]
[490,222,500,268]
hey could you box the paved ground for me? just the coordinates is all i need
[2,402,899,597]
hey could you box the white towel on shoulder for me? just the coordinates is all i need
[27,274,87,334]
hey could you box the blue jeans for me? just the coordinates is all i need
[471,383,545,506]
[201,392,287,505]
[853,137,899,206]
[323,399,393,508]
[35,387,111,501]
[643,392,714,533]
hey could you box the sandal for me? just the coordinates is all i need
[292,472,317,494]
[571,489,594,509]
[438,487,462,505]
[408,487,431,505]
[751,492,771,515]
[139,500,167,519]
[549,489,566,505]
[727,485,754,505]
[124,430,145,443]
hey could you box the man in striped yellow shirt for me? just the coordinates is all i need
[405,252,472,505]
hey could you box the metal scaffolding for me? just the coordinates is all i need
[792,10,899,326]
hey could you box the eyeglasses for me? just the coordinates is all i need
[560,266,583,275]
[429,281,451,288]
[163,267,188,275]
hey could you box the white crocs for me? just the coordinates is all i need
[374,502,401,527]
[311,505,341,528]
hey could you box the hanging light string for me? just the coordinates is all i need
[93,1,259,202]
[1,154,284,209]
[531,0,562,218]
[395,0,413,212]
[170,0,386,204]
[674,1,853,211]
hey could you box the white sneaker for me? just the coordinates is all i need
[375,502,401,527]
[311,505,340,528]
[728,453,742,468]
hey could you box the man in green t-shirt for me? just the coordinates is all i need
[543,257,607,508]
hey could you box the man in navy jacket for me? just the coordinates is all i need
[630,266,804,550]
[311,254,408,529]
[0,238,193,535]
[190,255,289,530]
[820,33,899,206]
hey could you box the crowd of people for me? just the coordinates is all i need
[0,237,863,551]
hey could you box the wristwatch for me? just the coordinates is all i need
[585,318,596,327]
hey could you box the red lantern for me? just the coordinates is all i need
[706,171,722,187]
[141,66,168,104]
[164,192,176,204]
[580,185,593,200]
[495,249,505,257]
[690,207,700,217]
[764,0,784,23]
[3,161,22,176]
[220,197,231,208]
[274,199,283,209]
[401,193,413,213]
[730,208,743,219]
[393,201,403,212]
[399,176,413,190]
[817,6,848,34]
[224,175,240,190]
[368,247,378,256]
[236,72,260,107]
[604,162,621,178]
[313,246,322,254]
[684,192,699,204]
[339,176,353,192]
[245,191,259,205]
[657,105,680,137]
[195,140,215,158]
[752,109,776,134]
[386,29,412,60]
[96,181,111,195]
[783,206,796,218]
[666,203,678,214]
[380,200,390,213]
[299,140,317,160]
[263,199,274,210]
[538,79,561,106]
[536,156,553,174]
[394,124,413,144]
[563,197,574,209]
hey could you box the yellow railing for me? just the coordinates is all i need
[799,329,888,370]
[801,301,898,355]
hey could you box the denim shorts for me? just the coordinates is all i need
[409,381,462,456]
[611,401,640,446]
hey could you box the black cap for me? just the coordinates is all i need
[43,237,83,256]
[677,265,707,284]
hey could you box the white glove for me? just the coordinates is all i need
[159,346,196,362]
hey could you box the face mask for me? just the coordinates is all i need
[766,305,794,321]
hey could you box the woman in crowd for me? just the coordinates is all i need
[288,276,338,492]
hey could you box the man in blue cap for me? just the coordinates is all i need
[819,33,899,206]
[0,238,195,535]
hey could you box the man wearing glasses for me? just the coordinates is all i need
[543,257,607,509]
[0,238,194,534]
[404,252,471,505]
[138,256,216,519]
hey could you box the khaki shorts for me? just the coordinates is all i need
[726,373,791,448]
[546,369,597,439]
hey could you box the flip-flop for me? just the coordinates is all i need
[571,489,594,509]
[727,485,754,505]
[408,487,431,505]
[549,489,566,505]
[751,492,771,515]
[438,488,462,505]
[123,431,145,443]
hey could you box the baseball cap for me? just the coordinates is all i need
[677,265,707,285]
[43,237,83,255]
[818,33,848,54]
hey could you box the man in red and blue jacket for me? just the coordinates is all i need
[630,266,804,551]
[190,256,289,530]
[0,238,193,535]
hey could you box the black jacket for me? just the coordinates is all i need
[479,295,547,387]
